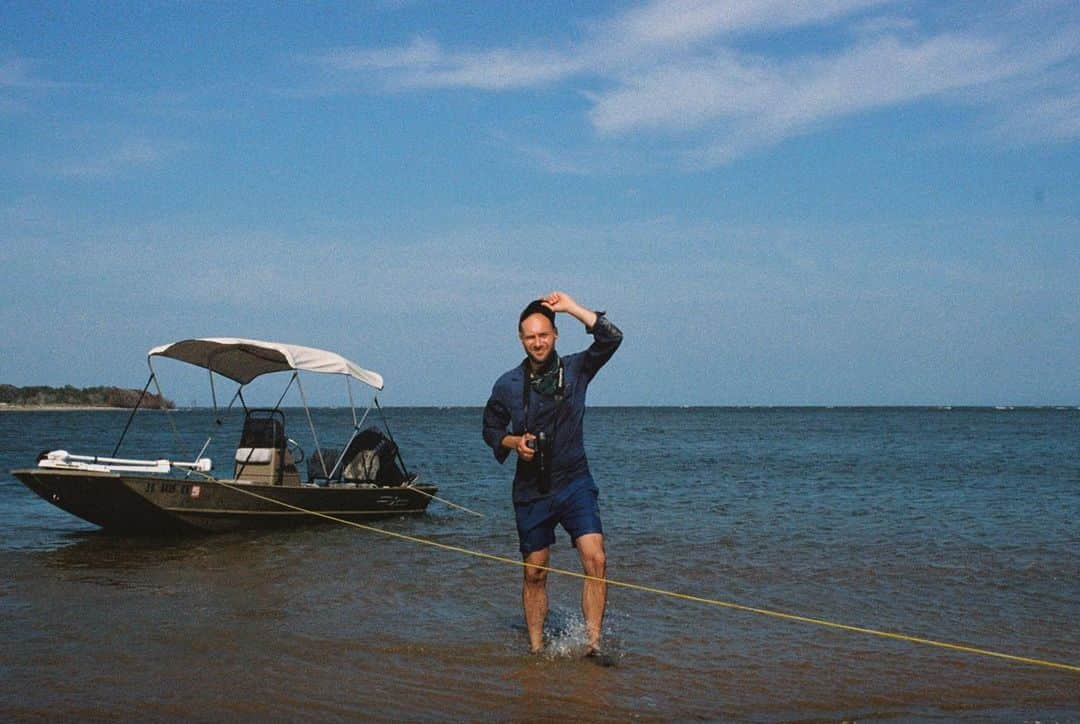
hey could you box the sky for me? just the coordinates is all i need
[2,1,1077,407]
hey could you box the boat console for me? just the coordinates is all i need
[234,409,301,486]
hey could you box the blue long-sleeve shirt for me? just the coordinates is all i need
[482,313,623,503]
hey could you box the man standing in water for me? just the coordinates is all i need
[482,291,623,657]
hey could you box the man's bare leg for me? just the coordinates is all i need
[575,533,607,652]
[522,547,550,653]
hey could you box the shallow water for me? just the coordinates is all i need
[1,407,1077,720]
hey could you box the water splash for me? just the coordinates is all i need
[539,607,591,659]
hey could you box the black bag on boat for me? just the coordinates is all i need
[308,427,404,485]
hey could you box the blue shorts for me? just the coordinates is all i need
[514,474,603,554]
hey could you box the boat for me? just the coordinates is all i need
[11,338,438,534]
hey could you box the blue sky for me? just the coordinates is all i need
[2,1,1077,406]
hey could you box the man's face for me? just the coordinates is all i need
[519,313,557,368]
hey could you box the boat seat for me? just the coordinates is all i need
[233,409,295,485]
[307,446,340,484]
[234,447,273,464]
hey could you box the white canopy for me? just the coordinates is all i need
[147,338,384,389]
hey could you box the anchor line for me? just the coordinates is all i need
[404,483,486,518]
[206,478,1079,674]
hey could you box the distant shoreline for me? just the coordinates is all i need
[0,384,174,410]
[0,404,136,412]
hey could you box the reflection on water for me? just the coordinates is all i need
[2,408,1078,719]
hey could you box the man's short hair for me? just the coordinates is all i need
[519,300,556,332]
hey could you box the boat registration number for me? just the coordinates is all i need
[143,481,194,496]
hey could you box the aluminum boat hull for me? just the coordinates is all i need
[12,467,437,534]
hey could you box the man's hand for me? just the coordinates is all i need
[503,433,537,461]
[541,291,597,329]
[541,291,577,314]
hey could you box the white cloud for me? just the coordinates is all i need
[850,14,920,38]
[587,51,781,134]
[308,0,1080,168]
[405,47,584,90]
[586,31,1029,165]
[319,37,444,72]
[0,57,69,114]
[312,1,892,93]
[57,137,178,178]
[315,36,586,91]
[605,0,889,48]
[592,18,1078,165]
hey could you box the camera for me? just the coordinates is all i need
[526,431,552,493]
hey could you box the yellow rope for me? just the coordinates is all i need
[406,484,486,518]
[211,479,1079,674]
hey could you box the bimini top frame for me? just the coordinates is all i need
[107,339,389,477]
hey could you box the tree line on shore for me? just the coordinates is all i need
[0,384,175,409]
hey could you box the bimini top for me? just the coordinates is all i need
[147,338,384,389]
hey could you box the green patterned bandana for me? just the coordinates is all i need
[529,352,563,397]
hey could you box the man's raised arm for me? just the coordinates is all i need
[541,291,597,329]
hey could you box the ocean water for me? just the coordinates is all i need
[1,406,1077,721]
